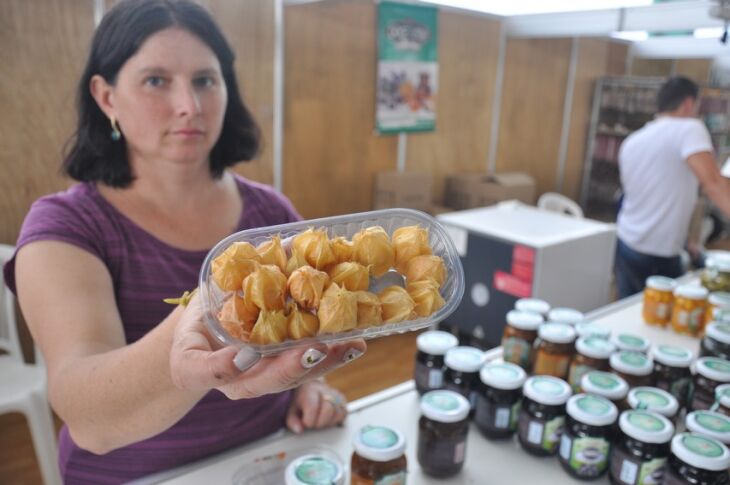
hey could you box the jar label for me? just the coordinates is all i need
[627,412,665,432]
[532,351,570,380]
[695,412,730,433]
[577,395,612,415]
[502,336,531,369]
[688,308,704,334]
[682,434,725,457]
[620,351,648,368]
[454,440,466,464]
[495,407,510,429]
[294,457,340,483]
[587,372,620,390]
[428,369,443,389]
[568,363,594,392]
[618,334,645,348]
[610,450,666,485]
[542,416,565,452]
[560,435,610,477]
[658,345,690,358]
[510,400,521,430]
[360,426,398,449]
[705,358,730,374]
[668,377,692,406]
[656,303,669,319]
[634,390,670,408]
[375,471,407,485]
[424,392,459,412]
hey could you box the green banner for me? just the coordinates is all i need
[376,1,438,134]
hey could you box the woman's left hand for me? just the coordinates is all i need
[286,380,347,434]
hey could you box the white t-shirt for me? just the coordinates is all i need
[617,117,713,257]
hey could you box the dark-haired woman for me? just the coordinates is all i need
[3,1,365,483]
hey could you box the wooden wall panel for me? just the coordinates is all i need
[631,58,673,77]
[606,42,630,76]
[407,12,501,204]
[675,59,712,84]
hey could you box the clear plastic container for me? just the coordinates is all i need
[198,209,465,355]
[232,446,346,485]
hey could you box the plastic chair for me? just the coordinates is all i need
[537,192,584,218]
[0,244,61,485]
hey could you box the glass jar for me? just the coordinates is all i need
[701,322,730,360]
[611,333,651,354]
[351,425,407,485]
[609,410,674,485]
[580,371,630,411]
[664,433,730,485]
[474,362,526,439]
[671,285,709,336]
[610,351,654,389]
[642,276,676,327]
[575,322,611,340]
[501,310,543,371]
[417,390,470,478]
[651,344,694,410]
[515,297,550,318]
[568,336,616,391]
[443,346,485,412]
[533,323,577,379]
[517,375,572,457]
[627,387,680,423]
[285,454,345,485]
[701,255,730,293]
[548,307,585,326]
[414,330,458,395]
[690,357,730,411]
[706,292,730,331]
[685,410,730,446]
[714,384,730,417]
[559,394,618,480]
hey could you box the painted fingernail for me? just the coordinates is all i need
[234,347,261,371]
[342,348,364,363]
[301,348,326,368]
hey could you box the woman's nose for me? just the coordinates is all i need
[174,83,201,117]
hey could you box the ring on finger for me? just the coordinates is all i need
[322,393,345,409]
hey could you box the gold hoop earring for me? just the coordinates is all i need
[110,117,121,141]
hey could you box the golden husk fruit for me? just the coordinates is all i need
[352,226,394,277]
[285,251,309,276]
[407,279,445,317]
[378,286,416,323]
[355,291,383,328]
[287,266,330,310]
[331,236,354,264]
[328,262,370,292]
[392,225,432,273]
[291,228,336,270]
[249,309,288,345]
[256,235,287,272]
[317,283,357,334]
[287,304,320,340]
[218,294,257,341]
[242,264,288,311]
[404,255,446,287]
[211,241,261,291]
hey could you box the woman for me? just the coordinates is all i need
[3,0,366,482]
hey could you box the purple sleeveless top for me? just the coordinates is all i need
[4,174,301,484]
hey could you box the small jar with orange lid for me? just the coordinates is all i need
[706,292,730,331]
[671,285,709,336]
[642,276,676,326]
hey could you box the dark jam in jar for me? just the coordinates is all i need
[651,344,694,410]
[690,357,730,411]
[559,394,618,480]
[533,323,576,380]
[443,346,485,412]
[580,371,630,412]
[700,322,730,360]
[567,336,616,392]
[627,387,680,424]
[414,330,458,395]
[417,390,470,478]
[501,310,543,371]
[609,410,674,485]
[610,351,654,389]
[351,425,407,485]
[517,375,572,457]
[664,433,730,485]
[474,362,526,439]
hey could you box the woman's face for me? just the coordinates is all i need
[102,27,228,168]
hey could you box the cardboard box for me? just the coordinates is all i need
[445,172,536,210]
[428,204,453,216]
[373,171,432,212]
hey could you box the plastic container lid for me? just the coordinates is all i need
[611,333,650,353]
[619,410,674,444]
[716,383,730,408]
[627,387,679,418]
[645,276,676,292]
[547,307,584,325]
[685,411,730,445]
[416,330,459,356]
[709,292,730,308]
[696,357,730,383]
[575,323,611,340]
[651,344,694,368]
[523,376,572,406]
[444,346,485,373]
[567,394,618,427]
[707,254,730,273]
[576,336,616,359]
[670,432,730,472]
[580,371,629,401]
[480,362,527,390]
[420,390,470,423]
[506,310,543,331]
[352,425,406,462]
[674,284,709,300]
[285,454,345,485]
[610,351,654,376]
[515,298,550,316]
[538,323,577,344]
[706,322,730,345]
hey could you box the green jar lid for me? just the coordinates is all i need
[611,333,650,353]
[523,375,572,406]
[580,371,629,400]
[352,425,406,462]
[696,357,730,383]
[567,394,618,427]
[285,454,344,485]
[619,410,674,444]
[421,390,470,423]
[627,387,679,418]
[685,411,730,445]
[671,433,730,472]
[610,350,653,376]
[651,344,693,368]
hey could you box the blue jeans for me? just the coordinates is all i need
[614,239,683,299]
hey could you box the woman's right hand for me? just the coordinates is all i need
[169,293,366,399]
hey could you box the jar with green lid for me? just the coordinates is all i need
[418,390,470,478]
[611,333,651,354]
[285,454,345,485]
[568,336,616,391]
[706,292,730,330]
[576,323,612,340]
[690,357,730,411]
[580,371,630,411]
[351,425,407,485]
[533,323,577,379]
[559,394,618,480]
[701,255,730,292]
[610,351,654,389]
[548,307,585,326]
[518,375,572,457]
[609,410,674,485]
[714,383,730,417]
[701,322,730,360]
[651,344,694,410]
[664,433,730,485]
[474,362,526,439]
[443,346,485,412]
[672,285,709,336]
[414,330,458,395]
[501,310,543,371]
[627,387,680,423]
[515,297,550,318]
[685,410,730,446]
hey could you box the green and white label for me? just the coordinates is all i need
[425,392,458,411]
[695,412,730,433]
[634,390,670,408]
[577,395,612,416]
[294,457,339,484]
[619,334,645,348]
[620,351,648,367]
[683,434,724,458]
[588,372,620,390]
[361,426,398,449]
[658,345,690,358]
[532,377,565,396]
[628,412,665,432]
[705,359,730,374]
[501,338,531,369]
[560,435,610,477]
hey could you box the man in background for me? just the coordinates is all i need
[615,76,730,298]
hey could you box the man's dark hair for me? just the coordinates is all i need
[656,76,699,113]
[63,0,260,187]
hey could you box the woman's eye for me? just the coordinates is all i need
[193,76,215,88]
[144,76,166,87]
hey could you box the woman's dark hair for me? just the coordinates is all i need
[656,76,699,113]
[63,0,260,187]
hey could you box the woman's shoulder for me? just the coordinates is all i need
[232,173,303,225]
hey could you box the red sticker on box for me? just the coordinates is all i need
[513,245,535,264]
[511,260,534,283]
[494,270,532,298]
